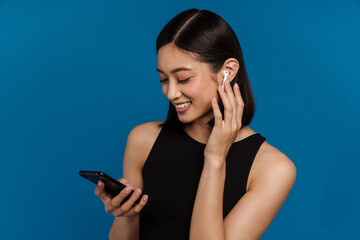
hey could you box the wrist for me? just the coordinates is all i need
[114,214,138,221]
[204,155,226,169]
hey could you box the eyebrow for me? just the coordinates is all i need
[156,67,193,74]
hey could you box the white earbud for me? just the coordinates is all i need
[221,70,229,88]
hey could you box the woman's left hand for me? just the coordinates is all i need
[204,80,245,165]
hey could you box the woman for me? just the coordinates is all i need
[95,9,296,240]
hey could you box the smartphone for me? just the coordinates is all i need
[79,170,147,207]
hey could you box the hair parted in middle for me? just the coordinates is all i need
[156,8,255,130]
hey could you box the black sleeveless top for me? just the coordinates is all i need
[139,124,266,239]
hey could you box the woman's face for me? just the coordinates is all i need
[157,43,221,125]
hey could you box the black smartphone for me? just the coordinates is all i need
[79,170,147,207]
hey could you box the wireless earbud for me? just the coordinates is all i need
[221,70,229,88]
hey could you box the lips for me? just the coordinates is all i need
[175,102,191,113]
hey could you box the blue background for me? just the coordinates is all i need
[1,0,359,239]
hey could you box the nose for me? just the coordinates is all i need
[166,81,181,101]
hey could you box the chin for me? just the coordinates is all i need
[178,110,212,125]
[177,115,195,124]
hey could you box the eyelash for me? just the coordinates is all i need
[159,78,191,84]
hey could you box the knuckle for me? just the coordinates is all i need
[131,190,142,200]
[94,188,100,196]
[111,198,120,208]
[105,206,111,213]
[122,189,131,198]
[120,205,130,212]
[112,208,124,217]
[139,200,146,207]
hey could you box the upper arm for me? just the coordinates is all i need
[223,150,297,240]
[122,121,164,190]
[110,122,162,238]
[122,125,146,190]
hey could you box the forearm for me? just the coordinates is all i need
[189,158,226,240]
[109,215,139,240]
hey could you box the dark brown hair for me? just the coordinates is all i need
[157,9,255,130]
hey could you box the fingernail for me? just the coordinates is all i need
[135,189,141,196]
[124,187,131,194]
[219,85,224,92]
[226,80,230,86]
[98,181,102,187]
[212,97,217,104]
[142,195,148,201]
[235,83,239,89]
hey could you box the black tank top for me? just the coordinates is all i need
[139,124,266,239]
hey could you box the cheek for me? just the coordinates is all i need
[161,85,167,96]
[190,80,218,103]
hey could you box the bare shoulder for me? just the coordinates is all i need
[247,140,297,192]
[128,121,165,167]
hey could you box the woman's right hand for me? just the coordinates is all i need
[94,178,148,218]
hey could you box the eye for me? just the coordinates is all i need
[159,78,191,84]
[178,78,191,83]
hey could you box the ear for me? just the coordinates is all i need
[216,58,240,85]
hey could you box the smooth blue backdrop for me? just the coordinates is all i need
[1,0,359,239]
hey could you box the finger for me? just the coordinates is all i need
[111,186,133,208]
[118,194,149,217]
[131,194,149,214]
[120,188,143,212]
[112,194,147,217]
[94,180,113,202]
[224,80,238,130]
[212,97,223,128]
[118,178,134,191]
[218,83,232,127]
[118,178,129,185]
[234,83,244,128]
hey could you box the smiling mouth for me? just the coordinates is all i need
[174,102,191,109]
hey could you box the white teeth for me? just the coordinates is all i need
[175,102,191,109]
